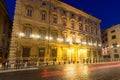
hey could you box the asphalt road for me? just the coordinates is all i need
[1,62,120,80]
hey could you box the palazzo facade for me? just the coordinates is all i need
[9,0,102,63]
[102,24,120,59]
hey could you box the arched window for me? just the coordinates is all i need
[71,22,75,29]
[62,18,67,27]
[79,23,83,30]
[41,2,47,7]
[26,7,33,17]
[40,11,47,21]
[24,27,32,38]
[52,14,58,24]
[85,26,87,32]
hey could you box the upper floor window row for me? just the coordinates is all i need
[25,7,99,27]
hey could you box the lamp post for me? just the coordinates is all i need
[46,0,52,63]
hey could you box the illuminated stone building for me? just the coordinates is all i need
[9,0,101,64]
[0,0,12,62]
[102,24,120,59]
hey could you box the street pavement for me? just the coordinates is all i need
[0,62,120,80]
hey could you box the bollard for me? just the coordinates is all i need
[64,62,66,64]
[58,62,60,65]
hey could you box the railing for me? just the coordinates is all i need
[0,57,120,70]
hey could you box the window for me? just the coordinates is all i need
[62,10,66,16]
[85,26,87,32]
[114,49,117,53]
[52,14,58,24]
[52,32,58,41]
[112,35,116,39]
[114,54,119,58]
[105,38,108,42]
[51,48,57,61]
[71,22,74,29]
[39,48,45,61]
[41,2,47,7]
[24,27,32,38]
[78,16,83,21]
[91,27,93,33]
[71,13,75,19]
[111,30,115,33]
[22,47,30,57]
[62,18,67,27]
[112,43,117,47]
[102,40,104,43]
[26,7,33,17]
[79,23,83,30]
[40,11,46,21]
[52,6,57,11]
[96,29,98,35]
[40,30,46,40]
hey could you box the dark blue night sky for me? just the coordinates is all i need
[4,0,120,29]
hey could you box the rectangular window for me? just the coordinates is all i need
[112,43,117,47]
[51,48,57,61]
[105,38,108,42]
[39,48,45,57]
[53,17,57,24]
[112,35,116,39]
[26,7,33,17]
[22,47,30,57]
[71,23,74,29]
[40,30,46,40]
[114,54,119,58]
[24,27,32,38]
[114,49,117,53]
[111,30,115,33]
[52,32,58,41]
[39,48,45,62]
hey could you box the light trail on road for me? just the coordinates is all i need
[42,64,120,78]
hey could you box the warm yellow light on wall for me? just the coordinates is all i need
[19,32,25,37]
[79,49,87,59]
[79,49,87,53]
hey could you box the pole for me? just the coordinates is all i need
[47,0,51,62]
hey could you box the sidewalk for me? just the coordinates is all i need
[0,67,38,73]
[0,61,120,73]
